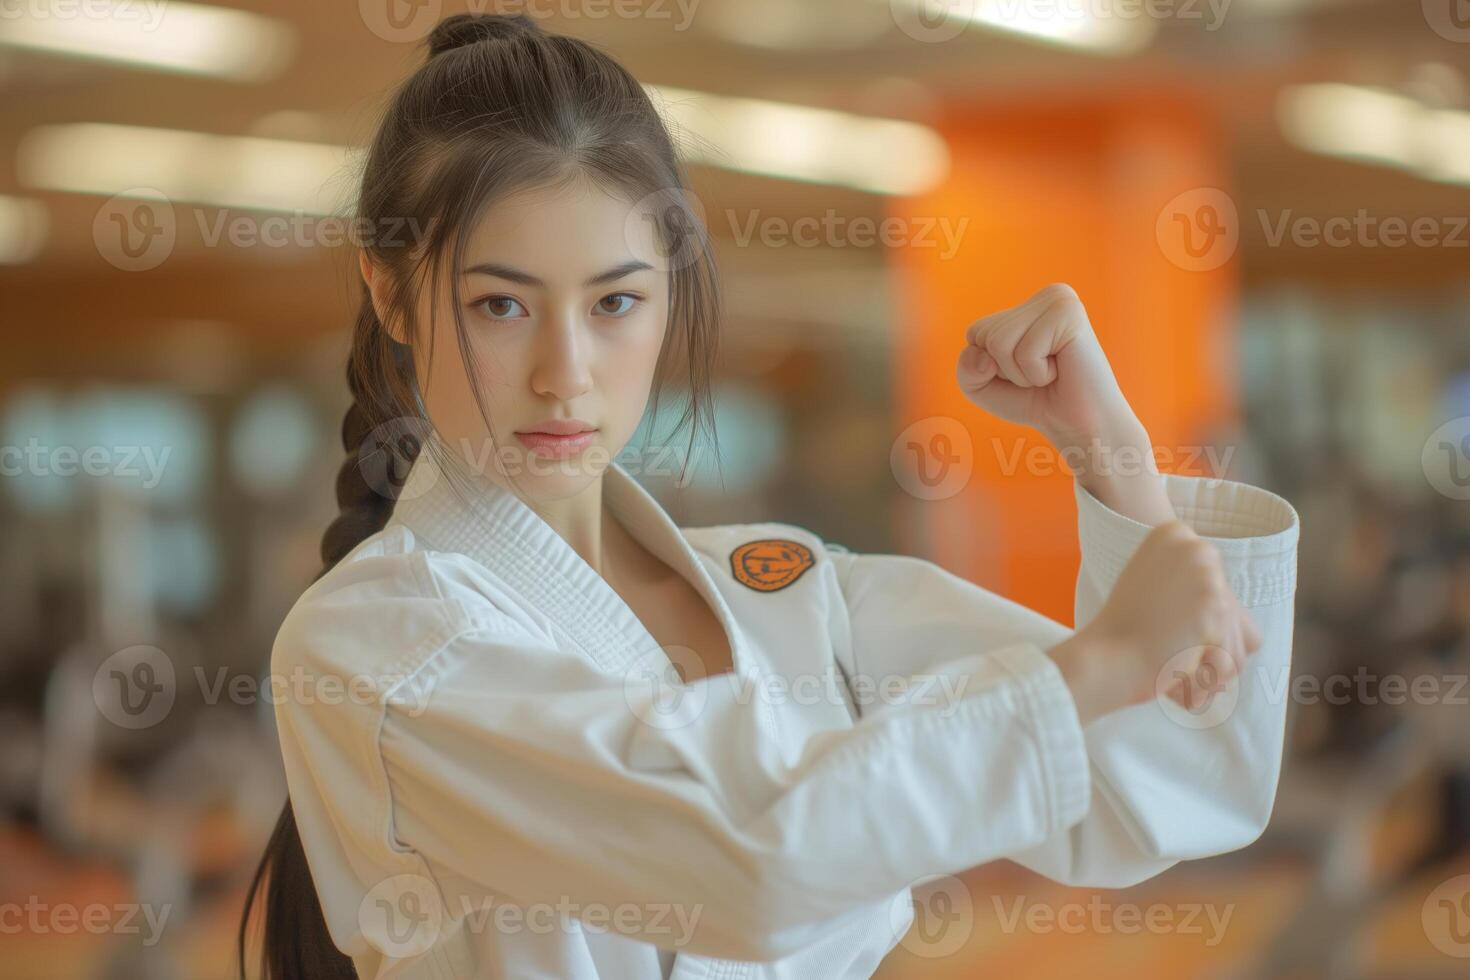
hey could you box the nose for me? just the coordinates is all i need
[529,310,593,402]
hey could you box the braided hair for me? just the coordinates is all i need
[238,11,722,978]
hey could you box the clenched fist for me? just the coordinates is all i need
[1051,520,1264,725]
[955,282,1135,449]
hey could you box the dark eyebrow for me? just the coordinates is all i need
[461,259,655,288]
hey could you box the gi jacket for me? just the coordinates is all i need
[270,442,1300,979]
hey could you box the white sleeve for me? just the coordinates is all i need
[275,573,1093,965]
[827,473,1299,889]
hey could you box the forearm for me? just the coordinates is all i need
[1047,627,1135,727]
[1052,418,1176,527]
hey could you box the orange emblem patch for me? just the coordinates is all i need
[730,538,815,592]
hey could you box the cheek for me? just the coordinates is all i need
[420,329,520,447]
[612,314,666,384]
[595,317,665,427]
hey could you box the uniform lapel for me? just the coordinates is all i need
[390,438,760,980]
[388,436,749,682]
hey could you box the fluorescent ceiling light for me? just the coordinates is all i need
[0,196,49,264]
[18,91,947,212]
[889,0,1156,55]
[0,0,295,81]
[17,124,360,214]
[1419,109,1470,185]
[1277,83,1470,187]
[1277,84,1419,168]
[970,1,1156,53]
[647,85,949,195]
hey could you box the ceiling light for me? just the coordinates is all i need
[647,85,948,195]
[889,0,1157,55]
[0,196,48,264]
[1277,83,1470,187]
[17,124,359,214]
[0,0,295,81]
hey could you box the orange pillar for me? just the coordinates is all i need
[890,95,1238,625]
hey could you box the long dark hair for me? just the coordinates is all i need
[237,12,723,978]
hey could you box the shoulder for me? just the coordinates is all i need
[268,524,530,697]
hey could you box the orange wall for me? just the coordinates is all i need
[890,95,1239,625]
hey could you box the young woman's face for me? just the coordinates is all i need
[389,177,671,501]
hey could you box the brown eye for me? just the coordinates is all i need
[596,293,638,316]
[475,295,527,320]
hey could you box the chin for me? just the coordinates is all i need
[503,448,610,497]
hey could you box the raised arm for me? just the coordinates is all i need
[836,279,1304,887]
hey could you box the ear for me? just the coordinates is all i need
[359,250,408,345]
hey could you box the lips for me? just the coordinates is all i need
[514,423,598,459]
[517,419,595,436]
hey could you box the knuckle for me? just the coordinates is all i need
[1188,539,1219,567]
[1169,519,1197,540]
[1038,281,1079,305]
[1155,519,1192,543]
[967,314,1000,341]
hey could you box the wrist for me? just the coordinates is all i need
[1045,402,1145,456]
[1052,421,1176,526]
[1049,416,1152,477]
[1047,624,1137,726]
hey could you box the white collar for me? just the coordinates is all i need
[387,435,746,677]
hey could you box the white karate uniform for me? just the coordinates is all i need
[271,439,1299,980]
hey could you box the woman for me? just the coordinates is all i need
[238,12,1300,980]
